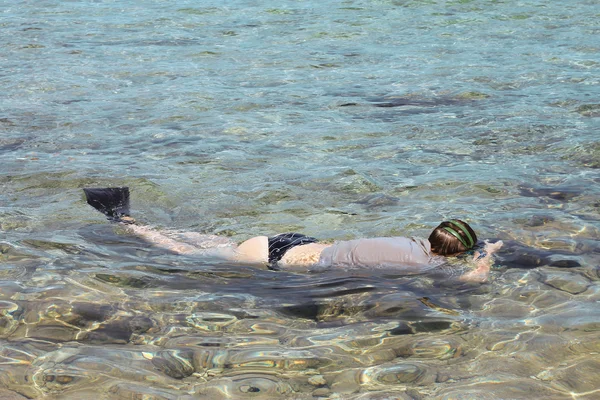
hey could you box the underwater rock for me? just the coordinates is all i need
[151,350,195,379]
[64,302,114,328]
[353,393,414,400]
[20,239,84,254]
[495,241,552,269]
[185,312,238,332]
[575,103,600,117]
[368,94,476,108]
[569,333,600,354]
[25,325,81,342]
[548,258,581,268]
[0,300,20,337]
[308,374,327,386]
[560,141,600,168]
[312,387,331,397]
[0,389,28,400]
[199,374,294,398]
[191,349,222,371]
[95,273,154,289]
[585,265,600,280]
[410,320,456,334]
[388,323,414,335]
[437,379,564,400]
[330,370,361,394]
[83,319,134,344]
[225,347,326,371]
[129,315,154,334]
[518,185,581,201]
[370,97,439,108]
[550,359,600,393]
[335,173,382,194]
[278,302,321,321]
[522,214,555,227]
[360,363,425,385]
[455,91,490,100]
[355,193,399,210]
[395,338,460,360]
[542,271,589,294]
[108,382,183,399]
[35,367,86,395]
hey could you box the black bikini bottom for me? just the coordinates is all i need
[267,233,318,270]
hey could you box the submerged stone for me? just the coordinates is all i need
[375,364,423,384]
[278,302,321,321]
[455,91,490,100]
[575,103,600,117]
[495,241,551,269]
[330,370,361,394]
[518,185,581,201]
[308,374,327,386]
[201,374,294,398]
[395,338,459,360]
[152,350,195,379]
[552,359,600,393]
[548,259,581,268]
[542,271,589,294]
[83,319,135,344]
[522,214,555,227]
[312,387,331,397]
[355,194,399,210]
[0,389,28,400]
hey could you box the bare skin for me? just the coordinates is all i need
[125,224,503,282]
[459,240,504,283]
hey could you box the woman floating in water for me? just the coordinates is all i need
[83,187,503,283]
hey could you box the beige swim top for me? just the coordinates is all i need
[317,236,441,271]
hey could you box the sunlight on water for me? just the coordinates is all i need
[1,0,600,398]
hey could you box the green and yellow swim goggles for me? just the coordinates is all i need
[443,220,475,249]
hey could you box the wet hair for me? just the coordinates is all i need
[428,219,477,256]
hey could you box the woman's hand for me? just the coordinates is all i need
[460,240,503,283]
[483,239,504,254]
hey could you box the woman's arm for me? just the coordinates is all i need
[459,240,504,283]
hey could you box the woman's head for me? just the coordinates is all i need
[428,219,477,256]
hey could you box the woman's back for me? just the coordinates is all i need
[319,236,442,270]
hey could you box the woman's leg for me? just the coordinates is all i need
[83,187,267,263]
[129,225,269,264]
[125,225,268,264]
[120,224,271,265]
[126,224,234,256]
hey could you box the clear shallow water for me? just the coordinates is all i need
[1,0,599,398]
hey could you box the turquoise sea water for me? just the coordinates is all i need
[1,0,599,398]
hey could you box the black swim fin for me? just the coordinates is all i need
[83,187,133,223]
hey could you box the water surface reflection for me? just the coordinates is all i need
[1,223,598,399]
